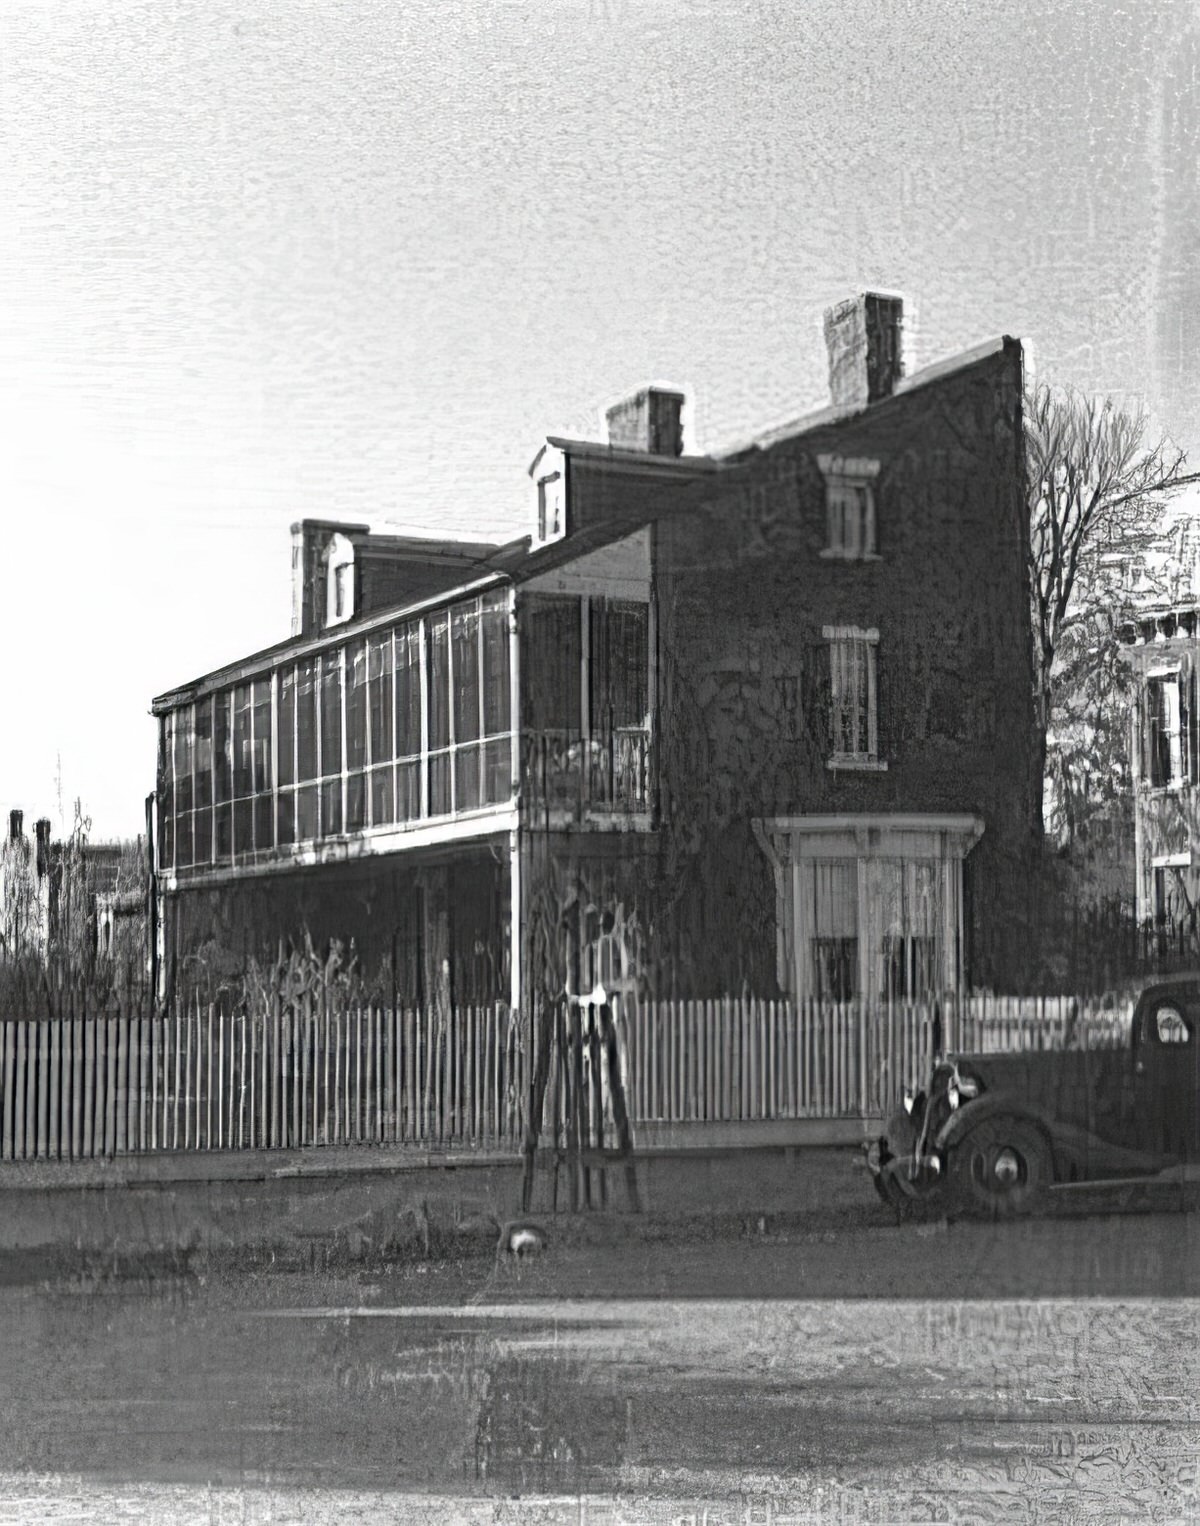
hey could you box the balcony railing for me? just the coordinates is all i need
[523,727,651,818]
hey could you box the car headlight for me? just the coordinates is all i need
[947,1067,981,1110]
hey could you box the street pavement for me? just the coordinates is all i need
[0,1204,1198,1523]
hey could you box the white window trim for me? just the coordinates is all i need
[1144,666,1187,790]
[324,533,356,629]
[752,814,983,1002]
[822,625,886,771]
[817,453,881,561]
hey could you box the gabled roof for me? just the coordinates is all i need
[154,331,1020,712]
[713,335,1014,461]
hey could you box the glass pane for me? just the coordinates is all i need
[395,625,421,758]
[346,770,366,832]
[174,705,194,815]
[214,691,232,804]
[194,699,213,809]
[370,765,394,827]
[526,596,581,732]
[214,804,232,864]
[157,714,170,800]
[277,667,296,787]
[346,642,368,772]
[320,656,343,777]
[160,810,174,873]
[397,759,421,822]
[321,778,343,837]
[368,635,394,765]
[254,794,273,852]
[252,678,272,794]
[483,737,512,805]
[297,660,318,782]
[276,790,295,848]
[452,604,481,744]
[599,601,649,730]
[812,861,858,938]
[455,744,481,812]
[175,810,193,870]
[233,798,253,859]
[193,806,212,866]
[428,614,450,749]
[296,786,318,843]
[232,685,252,797]
[428,752,451,816]
[481,598,510,738]
[159,714,175,838]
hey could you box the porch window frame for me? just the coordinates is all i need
[157,587,518,879]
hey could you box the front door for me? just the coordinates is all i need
[1133,993,1200,1162]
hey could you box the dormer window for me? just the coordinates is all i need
[817,454,881,560]
[527,443,567,546]
[537,471,563,542]
[325,533,356,628]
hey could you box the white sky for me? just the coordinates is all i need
[2,0,1199,839]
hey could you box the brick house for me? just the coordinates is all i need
[151,293,1036,1013]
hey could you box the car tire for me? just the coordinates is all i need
[948,1116,1050,1219]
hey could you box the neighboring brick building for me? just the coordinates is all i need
[152,293,1036,1010]
[1120,605,1200,928]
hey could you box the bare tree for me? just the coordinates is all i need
[1026,381,1195,838]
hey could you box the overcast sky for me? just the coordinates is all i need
[2,0,1198,839]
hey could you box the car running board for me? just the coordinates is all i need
[1049,1164,1200,1192]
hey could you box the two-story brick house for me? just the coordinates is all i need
[151,293,1036,1015]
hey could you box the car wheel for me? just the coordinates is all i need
[948,1117,1049,1219]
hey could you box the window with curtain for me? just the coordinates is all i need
[809,859,859,1001]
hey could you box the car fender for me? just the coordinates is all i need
[934,1093,1056,1157]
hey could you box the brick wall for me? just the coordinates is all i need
[652,340,1035,992]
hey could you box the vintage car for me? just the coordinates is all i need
[867,976,1200,1217]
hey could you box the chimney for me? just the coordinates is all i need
[823,293,904,407]
[8,809,22,844]
[605,387,685,456]
[34,819,51,879]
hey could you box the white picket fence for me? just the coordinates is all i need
[0,1000,527,1162]
[619,993,1134,1125]
[0,990,1136,1160]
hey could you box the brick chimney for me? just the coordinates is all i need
[34,819,51,878]
[605,387,685,456]
[823,293,904,407]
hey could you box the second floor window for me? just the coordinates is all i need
[817,454,880,560]
[525,594,651,810]
[824,625,881,768]
[1145,669,1191,788]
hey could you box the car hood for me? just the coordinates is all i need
[944,1047,1128,1104]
